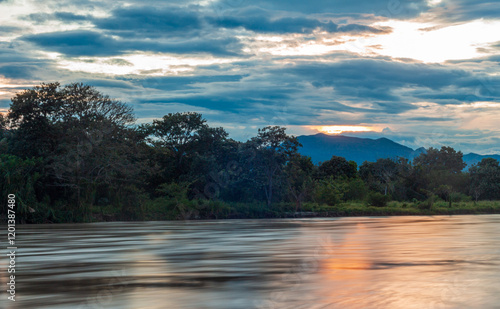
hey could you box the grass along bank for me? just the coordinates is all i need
[86,199,500,222]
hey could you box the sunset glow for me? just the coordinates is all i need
[0,0,499,154]
[315,126,377,135]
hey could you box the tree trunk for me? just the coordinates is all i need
[267,175,273,206]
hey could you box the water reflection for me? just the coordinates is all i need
[1,215,500,308]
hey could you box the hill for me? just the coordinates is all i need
[297,133,499,167]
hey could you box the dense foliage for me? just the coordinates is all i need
[1,83,499,223]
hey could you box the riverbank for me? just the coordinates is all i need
[12,200,500,223]
[92,200,500,222]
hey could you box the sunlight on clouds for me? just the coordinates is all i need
[308,125,380,134]
[427,0,442,6]
[57,54,238,75]
[0,78,35,98]
[456,101,500,109]
[455,101,500,132]
[365,20,500,62]
[253,19,500,63]
[401,101,500,133]
[0,0,106,37]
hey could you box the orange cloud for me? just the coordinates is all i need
[308,125,379,134]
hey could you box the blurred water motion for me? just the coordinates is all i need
[2,215,500,309]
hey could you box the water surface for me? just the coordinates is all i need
[2,215,500,308]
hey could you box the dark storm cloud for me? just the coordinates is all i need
[22,30,242,56]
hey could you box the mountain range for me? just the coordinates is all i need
[297,133,500,167]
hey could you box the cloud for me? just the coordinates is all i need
[407,116,455,121]
[93,6,203,38]
[431,0,500,22]
[215,0,430,18]
[22,12,90,23]
[2,0,500,153]
[208,7,391,34]
[281,59,471,103]
[22,30,242,56]
[0,25,22,33]
[0,43,54,79]
[22,30,118,56]
[126,74,247,91]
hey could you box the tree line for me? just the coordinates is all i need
[1,83,499,223]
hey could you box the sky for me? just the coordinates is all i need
[1,0,500,154]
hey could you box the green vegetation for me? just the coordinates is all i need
[1,83,500,223]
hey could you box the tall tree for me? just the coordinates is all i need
[285,154,315,211]
[148,112,208,167]
[146,112,230,187]
[413,146,467,202]
[469,158,500,201]
[317,155,357,179]
[413,146,466,174]
[249,126,300,206]
[7,83,139,209]
[359,158,399,195]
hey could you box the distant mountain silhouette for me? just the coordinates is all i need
[463,153,500,167]
[297,133,499,167]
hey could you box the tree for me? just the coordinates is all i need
[249,126,300,206]
[7,83,139,210]
[0,113,8,153]
[413,147,467,203]
[146,112,231,193]
[317,155,357,179]
[0,112,6,133]
[0,154,41,220]
[285,155,315,211]
[359,158,399,195]
[469,158,500,201]
[148,112,208,167]
[413,146,466,174]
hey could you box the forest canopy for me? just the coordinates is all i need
[1,83,499,223]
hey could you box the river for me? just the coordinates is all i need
[2,215,500,308]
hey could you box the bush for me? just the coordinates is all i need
[313,177,344,206]
[418,196,435,209]
[367,192,391,207]
[344,178,368,201]
[450,192,471,203]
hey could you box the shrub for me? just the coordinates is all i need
[367,192,391,207]
[418,196,435,209]
[344,178,369,201]
[313,177,344,206]
[450,192,471,203]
